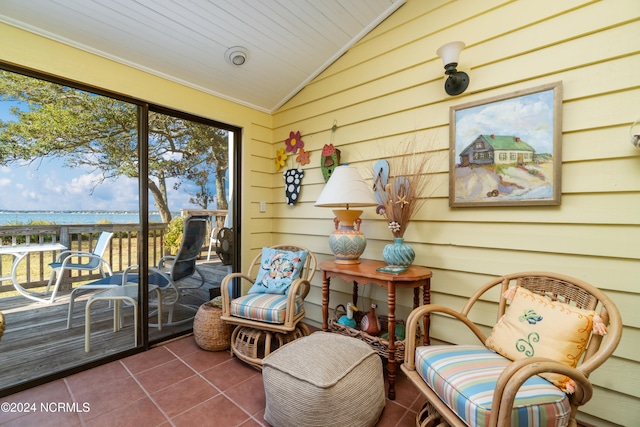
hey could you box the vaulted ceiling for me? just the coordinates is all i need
[0,0,406,113]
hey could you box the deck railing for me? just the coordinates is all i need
[0,223,169,297]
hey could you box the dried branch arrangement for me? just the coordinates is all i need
[373,138,433,238]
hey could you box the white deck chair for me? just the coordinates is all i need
[46,231,113,301]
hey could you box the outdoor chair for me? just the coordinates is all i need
[401,271,622,427]
[68,215,208,327]
[220,245,316,369]
[82,268,163,352]
[46,231,114,301]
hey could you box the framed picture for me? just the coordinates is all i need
[449,82,562,207]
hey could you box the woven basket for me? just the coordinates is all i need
[329,304,420,362]
[193,302,233,351]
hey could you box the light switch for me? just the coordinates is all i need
[259,200,266,212]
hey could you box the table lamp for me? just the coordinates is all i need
[315,165,378,264]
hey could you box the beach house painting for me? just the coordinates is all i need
[458,134,535,167]
[449,82,562,207]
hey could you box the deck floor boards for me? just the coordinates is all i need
[0,260,229,393]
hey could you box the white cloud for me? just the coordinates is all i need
[455,90,555,154]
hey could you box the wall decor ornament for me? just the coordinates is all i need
[321,144,341,182]
[284,168,304,205]
[321,121,341,182]
[449,81,563,207]
[279,130,310,205]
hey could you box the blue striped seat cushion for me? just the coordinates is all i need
[230,293,303,324]
[416,345,570,427]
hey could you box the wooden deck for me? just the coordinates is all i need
[0,260,230,394]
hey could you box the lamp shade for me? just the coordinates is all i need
[315,166,377,208]
[436,41,465,66]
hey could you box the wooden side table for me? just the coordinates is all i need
[320,259,432,400]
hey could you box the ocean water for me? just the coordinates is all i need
[0,210,178,225]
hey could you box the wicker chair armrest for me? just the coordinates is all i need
[220,273,255,318]
[490,357,593,427]
[280,278,311,327]
[290,277,311,299]
[403,304,488,369]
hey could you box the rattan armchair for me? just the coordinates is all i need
[401,272,622,427]
[220,245,316,369]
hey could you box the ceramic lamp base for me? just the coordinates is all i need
[329,209,367,264]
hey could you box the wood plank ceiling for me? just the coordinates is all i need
[0,0,406,113]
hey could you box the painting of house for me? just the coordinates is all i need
[458,134,535,167]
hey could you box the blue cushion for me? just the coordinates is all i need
[416,344,570,427]
[248,247,308,294]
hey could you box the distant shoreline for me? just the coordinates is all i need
[0,210,181,225]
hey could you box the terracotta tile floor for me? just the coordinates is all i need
[0,334,424,427]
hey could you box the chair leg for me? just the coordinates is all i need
[46,272,65,303]
[45,270,57,294]
[67,288,80,328]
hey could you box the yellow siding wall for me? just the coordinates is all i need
[270,0,640,425]
[0,23,271,268]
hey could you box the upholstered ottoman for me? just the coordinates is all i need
[262,332,385,427]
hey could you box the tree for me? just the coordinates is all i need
[0,70,229,222]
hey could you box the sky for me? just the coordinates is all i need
[0,101,217,212]
[454,88,556,156]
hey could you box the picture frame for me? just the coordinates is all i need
[449,82,563,207]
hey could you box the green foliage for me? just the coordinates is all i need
[0,70,230,219]
[164,217,184,254]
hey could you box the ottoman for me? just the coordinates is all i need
[262,332,385,427]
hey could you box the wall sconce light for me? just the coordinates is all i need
[436,41,470,96]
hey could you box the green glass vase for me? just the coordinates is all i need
[382,237,415,266]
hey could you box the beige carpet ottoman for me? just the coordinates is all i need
[262,332,385,427]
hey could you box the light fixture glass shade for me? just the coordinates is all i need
[315,165,378,208]
[436,41,465,66]
[225,46,249,66]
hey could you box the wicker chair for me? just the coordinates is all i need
[401,272,622,427]
[220,245,316,369]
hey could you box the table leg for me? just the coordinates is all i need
[322,273,329,331]
[352,281,358,306]
[423,279,431,345]
[387,281,396,400]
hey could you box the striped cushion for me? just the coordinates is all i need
[416,345,570,427]
[230,293,303,324]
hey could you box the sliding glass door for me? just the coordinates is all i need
[0,64,239,395]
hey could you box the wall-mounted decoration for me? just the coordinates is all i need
[321,144,341,182]
[275,148,288,172]
[284,168,304,205]
[372,159,389,205]
[630,117,640,149]
[280,130,309,205]
[449,82,563,207]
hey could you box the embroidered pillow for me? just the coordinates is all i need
[248,247,308,295]
[486,286,606,392]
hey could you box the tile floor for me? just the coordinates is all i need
[0,334,424,427]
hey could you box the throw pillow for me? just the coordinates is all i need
[486,286,606,392]
[248,247,308,295]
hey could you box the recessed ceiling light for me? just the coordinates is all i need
[225,46,249,66]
